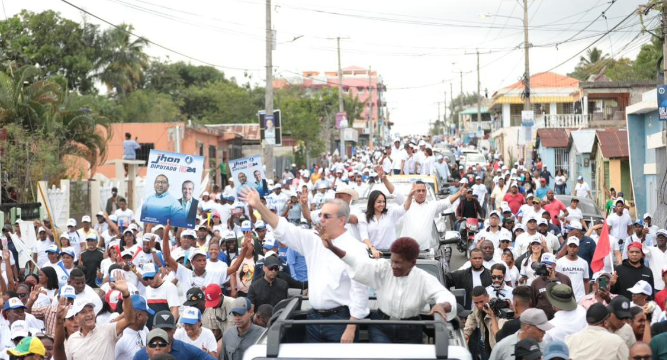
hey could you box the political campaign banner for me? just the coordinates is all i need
[258,110,282,146]
[141,150,204,229]
[229,156,269,198]
[658,85,667,121]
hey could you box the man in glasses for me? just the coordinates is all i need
[141,174,185,226]
[247,256,288,310]
[133,311,215,360]
[486,263,513,302]
[239,185,369,343]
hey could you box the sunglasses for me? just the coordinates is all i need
[267,266,279,272]
[18,293,28,298]
[148,341,169,348]
[491,275,504,280]
[632,356,651,360]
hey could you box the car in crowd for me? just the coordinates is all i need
[242,296,471,360]
[462,153,487,169]
[554,195,604,229]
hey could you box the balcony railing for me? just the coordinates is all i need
[507,114,590,128]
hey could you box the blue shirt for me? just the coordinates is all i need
[535,186,548,199]
[141,192,187,227]
[123,139,140,159]
[286,248,307,282]
[132,339,216,360]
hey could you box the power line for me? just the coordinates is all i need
[60,0,262,71]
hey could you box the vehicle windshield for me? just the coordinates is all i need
[466,154,486,164]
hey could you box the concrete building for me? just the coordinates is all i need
[591,128,631,213]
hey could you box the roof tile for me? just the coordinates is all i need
[537,128,570,148]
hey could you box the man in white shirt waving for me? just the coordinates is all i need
[239,185,369,343]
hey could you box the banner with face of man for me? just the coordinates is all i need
[229,156,268,198]
[141,150,204,229]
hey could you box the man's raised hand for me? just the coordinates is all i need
[238,185,260,207]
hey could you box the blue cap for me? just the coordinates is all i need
[634,219,644,226]
[543,340,569,360]
[60,248,75,258]
[45,245,60,253]
[131,294,155,315]
[231,297,252,315]
[180,306,201,324]
[226,196,235,201]
[3,298,27,311]
[59,285,76,299]
[141,263,158,279]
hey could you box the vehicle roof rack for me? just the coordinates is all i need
[265,297,450,359]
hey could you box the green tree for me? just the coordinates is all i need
[578,47,607,66]
[96,24,150,97]
[631,37,663,81]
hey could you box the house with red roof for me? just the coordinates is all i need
[590,128,632,212]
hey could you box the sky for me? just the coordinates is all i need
[12,0,654,135]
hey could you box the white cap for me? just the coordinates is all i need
[189,248,208,261]
[644,213,652,219]
[202,191,210,197]
[566,236,580,246]
[181,229,197,238]
[541,253,556,264]
[10,320,29,339]
[537,218,548,226]
[72,298,96,316]
[152,224,164,233]
[121,249,134,258]
[418,140,426,146]
[81,215,91,223]
[66,218,77,227]
[37,227,46,233]
[627,280,653,296]
[128,223,139,231]
[96,211,104,217]
[180,306,202,324]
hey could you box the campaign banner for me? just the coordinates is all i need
[229,156,269,198]
[658,85,667,121]
[259,110,282,146]
[141,150,204,229]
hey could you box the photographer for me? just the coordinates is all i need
[529,253,572,320]
[464,286,508,358]
[495,286,533,342]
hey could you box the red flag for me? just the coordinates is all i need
[591,218,611,272]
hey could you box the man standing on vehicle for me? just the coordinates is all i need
[391,139,406,175]
[239,186,369,343]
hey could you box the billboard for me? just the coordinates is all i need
[229,156,269,198]
[140,150,204,229]
[259,110,282,146]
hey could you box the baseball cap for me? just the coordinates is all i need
[241,220,252,232]
[60,248,75,259]
[526,215,537,223]
[10,320,29,339]
[519,308,554,331]
[537,218,548,226]
[627,280,653,296]
[122,228,134,236]
[254,220,267,230]
[541,253,556,265]
[131,294,155,315]
[180,306,201,325]
[121,249,134,258]
[37,227,46,233]
[607,295,632,319]
[184,288,205,306]
[81,215,91,223]
[566,236,580,246]
[189,248,207,261]
[231,297,252,315]
[105,290,123,311]
[587,303,610,324]
[513,224,524,233]
[529,236,541,245]
[66,218,77,227]
[591,271,611,282]
[545,283,577,311]
[263,239,277,250]
[59,285,76,299]
[501,205,511,213]
[644,213,652,219]
[335,187,359,201]
[181,229,196,238]
[657,229,667,238]
[85,233,98,241]
[543,340,569,360]
[577,176,583,181]
[71,298,95,316]
[45,245,59,253]
[141,263,158,279]
[108,214,118,222]
[153,310,176,329]
[152,224,164,233]
[147,328,169,344]
[489,211,500,219]
[7,337,45,357]
[264,256,281,268]
[514,338,542,360]
[204,284,223,308]
[627,241,643,251]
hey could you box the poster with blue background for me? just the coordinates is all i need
[141,150,204,229]
[658,85,667,121]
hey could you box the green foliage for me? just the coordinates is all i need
[96,24,150,97]
[568,40,663,82]
[448,92,480,128]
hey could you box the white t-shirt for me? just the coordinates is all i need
[607,212,633,240]
[175,263,228,290]
[145,281,181,309]
[115,327,148,360]
[174,327,217,353]
[555,256,589,302]
[574,182,591,198]
[565,207,583,226]
[472,268,483,288]
[34,239,55,268]
[471,184,487,201]
[114,208,135,225]
[555,175,566,186]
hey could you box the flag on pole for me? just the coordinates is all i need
[591,218,611,272]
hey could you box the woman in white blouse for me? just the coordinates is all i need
[359,185,416,258]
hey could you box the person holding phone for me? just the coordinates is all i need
[578,271,617,310]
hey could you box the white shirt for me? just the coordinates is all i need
[273,218,369,319]
[350,182,368,197]
[175,263,228,291]
[199,199,216,213]
[311,205,365,242]
[214,203,232,226]
[490,185,507,210]
[471,184,487,201]
[607,212,633,240]
[543,306,587,343]
[222,185,235,198]
[174,327,217,352]
[422,156,435,176]
[358,205,407,249]
[392,149,407,170]
[555,257,590,302]
[574,182,591,198]
[645,246,667,290]
[343,253,457,320]
[565,207,584,226]
[485,284,514,302]
[267,192,290,214]
[555,175,566,186]
[400,198,453,250]
[473,227,512,249]
[513,232,542,258]
[114,208,135,225]
[540,231,560,254]
[34,238,55,268]
[115,327,148,360]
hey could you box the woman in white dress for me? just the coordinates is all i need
[358,185,416,258]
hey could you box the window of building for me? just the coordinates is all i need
[554,148,569,174]
[208,145,217,168]
[136,143,154,166]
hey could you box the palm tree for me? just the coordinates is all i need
[579,48,607,66]
[96,24,150,97]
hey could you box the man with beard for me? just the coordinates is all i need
[611,242,655,300]
[141,174,185,225]
[486,263,513,302]
[446,248,492,309]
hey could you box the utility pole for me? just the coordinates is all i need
[444,92,447,134]
[523,0,531,111]
[336,37,346,160]
[368,66,374,151]
[263,0,274,179]
[663,0,667,84]
[476,49,481,128]
[450,82,453,135]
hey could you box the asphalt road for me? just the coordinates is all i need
[448,244,468,272]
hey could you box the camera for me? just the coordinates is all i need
[531,261,549,277]
[485,298,514,319]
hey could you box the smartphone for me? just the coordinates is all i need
[599,276,607,290]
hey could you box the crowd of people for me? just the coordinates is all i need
[0,134,665,360]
